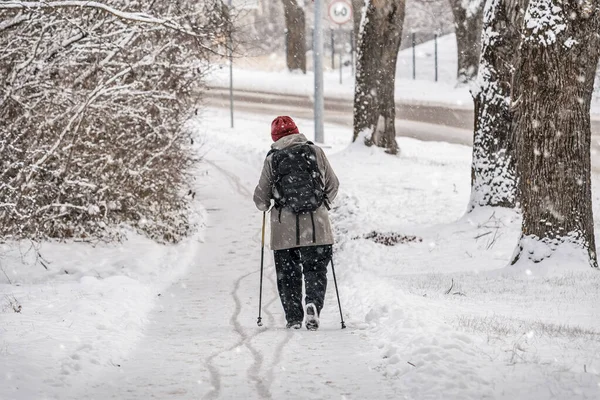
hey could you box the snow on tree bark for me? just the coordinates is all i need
[351,0,365,45]
[353,0,406,154]
[511,0,600,268]
[448,0,485,84]
[468,0,527,210]
[0,0,229,242]
[282,0,306,73]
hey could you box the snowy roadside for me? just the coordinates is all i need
[208,33,600,116]
[0,167,206,399]
[207,34,469,110]
[196,107,600,398]
[207,64,473,110]
[331,141,600,398]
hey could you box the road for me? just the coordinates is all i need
[204,87,600,149]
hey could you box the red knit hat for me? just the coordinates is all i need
[271,116,299,142]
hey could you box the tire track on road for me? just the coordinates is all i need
[201,159,279,400]
[203,271,271,400]
[263,330,294,392]
[230,272,271,399]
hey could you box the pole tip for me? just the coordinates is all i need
[341,322,346,329]
[257,317,263,327]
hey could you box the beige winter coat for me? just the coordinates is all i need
[253,134,339,251]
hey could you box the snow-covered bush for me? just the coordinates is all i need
[0,1,229,242]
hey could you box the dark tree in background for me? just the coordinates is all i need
[511,0,600,268]
[468,0,527,210]
[353,0,406,154]
[351,0,363,45]
[447,0,484,84]
[282,0,306,73]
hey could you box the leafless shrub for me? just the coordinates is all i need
[0,1,230,242]
[444,278,466,296]
[355,231,423,246]
[3,295,21,313]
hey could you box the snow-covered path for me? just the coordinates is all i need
[79,150,398,400]
[4,108,599,399]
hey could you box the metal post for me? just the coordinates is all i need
[284,28,289,63]
[331,28,335,70]
[434,33,438,82]
[412,32,416,80]
[330,259,346,329]
[256,212,266,327]
[228,0,234,128]
[339,40,342,84]
[350,30,355,75]
[314,0,324,143]
[229,41,234,128]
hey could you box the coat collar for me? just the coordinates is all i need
[271,133,309,150]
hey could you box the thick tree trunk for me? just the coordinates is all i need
[353,0,406,154]
[448,0,484,84]
[511,0,600,269]
[468,0,527,210]
[282,0,306,73]
[351,0,364,45]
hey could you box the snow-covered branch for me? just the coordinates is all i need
[0,1,225,44]
[0,11,30,31]
[2,1,173,26]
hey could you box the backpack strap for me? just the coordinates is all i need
[310,212,316,243]
[296,214,300,246]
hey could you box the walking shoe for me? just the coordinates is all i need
[286,321,302,329]
[305,303,319,331]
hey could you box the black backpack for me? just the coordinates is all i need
[270,142,325,213]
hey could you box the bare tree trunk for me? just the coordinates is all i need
[448,0,484,84]
[511,0,600,269]
[353,0,406,154]
[282,0,306,73]
[468,0,527,210]
[351,0,364,44]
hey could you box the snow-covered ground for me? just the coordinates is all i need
[208,33,600,116]
[0,172,207,398]
[194,108,600,399]
[1,107,599,399]
[209,34,472,109]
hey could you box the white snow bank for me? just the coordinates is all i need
[498,235,596,278]
[199,107,600,399]
[208,34,469,108]
[209,32,600,115]
[208,66,473,110]
[0,171,206,399]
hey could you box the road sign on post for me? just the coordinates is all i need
[314,0,324,144]
[328,0,353,25]
[328,1,352,87]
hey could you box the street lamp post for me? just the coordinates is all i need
[314,0,324,143]
[228,0,234,128]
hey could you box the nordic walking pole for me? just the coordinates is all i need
[257,211,266,327]
[330,258,346,329]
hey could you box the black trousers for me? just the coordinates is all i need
[273,245,332,324]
